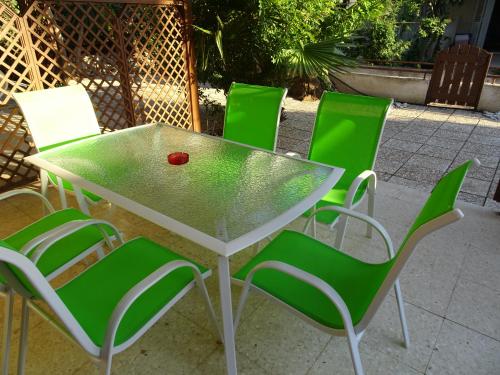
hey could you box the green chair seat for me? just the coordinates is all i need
[233,230,392,329]
[57,236,209,347]
[3,208,106,278]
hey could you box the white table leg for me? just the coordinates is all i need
[218,256,238,375]
[73,184,90,215]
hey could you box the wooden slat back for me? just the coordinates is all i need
[425,44,492,109]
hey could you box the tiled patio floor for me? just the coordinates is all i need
[276,99,500,209]
[1,179,499,374]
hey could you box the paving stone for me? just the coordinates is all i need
[416,144,458,160]
[426,136,465,150]
[409,119,443,129]
[388,176,434,192]
[487,176,499,199]
[278,126,311,142]
[439,122,475,134]
[377,146,414,162]
[392,131,430,144]
[468,134,500,146]
[453,151,499,169]
[433,129,470,141]
[401,124,437,136]
[457,191,485,205]
[477,118,500,127]
[381,128,399,138]
[449,161,495,181]
[384,139,423,152]
[447,115,481,125]
[484,198,500,210]
[394,164,444,183]
[374,158,405,174]
[376,171,392,182]
[406,154,451,172]
[384,121,408,132]
[460,177,490,196]
[462,142,500,157]
[471,125,500,137]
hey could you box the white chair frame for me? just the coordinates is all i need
[233,205,463,375]
[0,189,108,374]
[0,219,220,375]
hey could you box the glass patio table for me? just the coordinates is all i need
[25,123,344,374]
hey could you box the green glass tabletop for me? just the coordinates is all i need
[26,124,344,256]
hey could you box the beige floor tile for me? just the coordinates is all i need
[398,232,468,316]
[446,277,500,340]
[235,300,331,375]
[362,297,443,373]
[194,347,270,375]
[308,337,422,375]
[426,320,500,375]
[461,244,500,292]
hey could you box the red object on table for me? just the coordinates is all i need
[167,152,189,165]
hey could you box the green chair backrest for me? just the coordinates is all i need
[223,82,287,152]
[398,160,473,253]
[308,92,392,190]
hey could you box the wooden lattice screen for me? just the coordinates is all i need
[0,0,200,191]
[425,44,492,109]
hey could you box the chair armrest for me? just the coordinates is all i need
[239,260,356,334]
[304,205,395,258]
[0,188,55,213]
[345,170,376,208]
[102,260,208,354]
[22,219,123,264]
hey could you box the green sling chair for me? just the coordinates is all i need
[0,189,111,374]
[223,82,287,152]
[0,219,219,375]
[233,159,478,375]
[13,84,103,213]
[307,91,392,249]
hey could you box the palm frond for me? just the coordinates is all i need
[278,39,357,79]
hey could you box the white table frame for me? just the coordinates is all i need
[26,125,344,374]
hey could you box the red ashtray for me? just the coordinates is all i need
[167,152,189,165]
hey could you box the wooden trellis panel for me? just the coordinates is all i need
[0,0,200,192]
[425,44,492,109]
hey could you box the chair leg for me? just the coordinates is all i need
[17,298,30,375]
[55,176,68,209]
[196,280,222,342]
[40,170,49,215]
[99,355,113,375]
[1,289,14,375]
[394,280,410,348]
[233,281,252,333]
[346,333,364,375]
[366,189,375,238]
[334,215,348,250]
[312,215,317,238]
